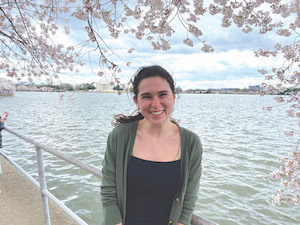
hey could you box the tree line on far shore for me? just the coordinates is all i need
[15,82,97,92]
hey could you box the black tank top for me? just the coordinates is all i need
[125,156,181,225]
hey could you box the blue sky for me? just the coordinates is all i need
[1,3,287,90]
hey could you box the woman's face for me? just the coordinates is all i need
[134,76,175,126]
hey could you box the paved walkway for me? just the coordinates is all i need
[0,155,77,225]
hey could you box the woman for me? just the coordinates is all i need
[101,66,203,225]
[0,112,9,149]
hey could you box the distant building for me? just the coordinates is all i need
[96,81,113,92]
[0,78,16,96]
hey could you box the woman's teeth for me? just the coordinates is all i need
[150,111,163,115]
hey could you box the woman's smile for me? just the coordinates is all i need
[150,110,164,115]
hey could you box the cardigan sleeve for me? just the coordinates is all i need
[179,134,203,225]
[101,131,123,225]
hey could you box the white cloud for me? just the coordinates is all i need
[56,73,99,85]
[176,76,265,90]
[118,49,283,90]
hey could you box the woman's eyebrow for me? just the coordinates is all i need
[159,90,169,94]
[140,90,169,97]
[140,92,151,97]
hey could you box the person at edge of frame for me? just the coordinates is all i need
[0,112,9,149]
[100,65,203,225]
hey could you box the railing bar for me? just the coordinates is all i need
[192,213,217,225]
[4,127,102,178]
[42,189,88,225]
[38,145,102,178]
[3,126,39,146]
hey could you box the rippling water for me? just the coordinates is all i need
[1,92,299,225]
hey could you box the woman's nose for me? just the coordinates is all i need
[151,97,160,107]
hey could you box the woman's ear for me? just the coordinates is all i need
[133,96,138,105]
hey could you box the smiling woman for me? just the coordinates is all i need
[134,76,175,127]
[100,65,203,225]
[113,66,178,126]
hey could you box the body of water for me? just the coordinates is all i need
[1,92,299,225]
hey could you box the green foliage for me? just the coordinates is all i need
[113,84,124,91]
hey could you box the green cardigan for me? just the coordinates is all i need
[101,120,203,225]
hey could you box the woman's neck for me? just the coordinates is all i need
[138,119,177,137]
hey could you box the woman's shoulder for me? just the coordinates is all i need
[179,126,203,158]
[178,125,200,141]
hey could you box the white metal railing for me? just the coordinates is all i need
[0,126,217,225]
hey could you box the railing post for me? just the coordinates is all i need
[35,146,51,225]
